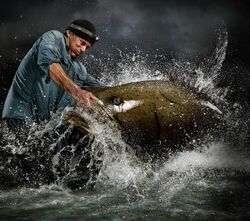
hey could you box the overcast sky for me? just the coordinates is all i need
[0,0,248,60]
[0,0,250,103]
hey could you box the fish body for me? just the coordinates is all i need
[66,80,222,156]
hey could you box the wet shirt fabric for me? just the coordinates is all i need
[2,30,104,124]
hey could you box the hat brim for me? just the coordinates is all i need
[66,26,97,45]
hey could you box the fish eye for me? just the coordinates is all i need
[112,97,123,105]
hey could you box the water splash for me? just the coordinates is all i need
[0,26,248,193]
[0,27,250,220]
[86,28,229,115]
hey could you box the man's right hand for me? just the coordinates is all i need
[73,88,99,108]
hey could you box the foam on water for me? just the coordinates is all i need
[162,142,250,172]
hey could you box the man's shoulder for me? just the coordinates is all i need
[41,30,64,41]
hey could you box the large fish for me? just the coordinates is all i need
[65,80,223,158]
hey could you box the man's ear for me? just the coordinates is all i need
[66,30,74,38]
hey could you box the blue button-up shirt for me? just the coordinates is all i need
[2,30,104,124]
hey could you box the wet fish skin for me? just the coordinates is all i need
[67,80,223,157]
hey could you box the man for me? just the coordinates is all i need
[1,19,105,139]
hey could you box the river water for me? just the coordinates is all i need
[0,29,249,220]
[0,142,249,220]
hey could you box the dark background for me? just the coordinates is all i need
[0,0,250,110]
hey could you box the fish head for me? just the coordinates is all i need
[92,81,222,150]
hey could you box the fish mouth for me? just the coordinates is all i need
[108,100,143,113]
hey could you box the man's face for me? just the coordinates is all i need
[67,30,91,59]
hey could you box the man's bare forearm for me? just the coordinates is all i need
[49,63,98,108]
[49,63,80,98]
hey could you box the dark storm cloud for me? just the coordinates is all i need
[0,0,249,105]
[0,0,238,61]
[80,0,236,55]
[0,0,105,61]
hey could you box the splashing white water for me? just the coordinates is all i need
[161,142,250,172]
[97,28,229,105]
[1,26,248,193]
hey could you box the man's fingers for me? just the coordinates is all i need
[77,98,91,109]
[89,93,104,106]
[86,101,91,108]
[90,93,98,100]
[75,90,101,109]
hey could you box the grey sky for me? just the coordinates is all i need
[0,0,249,104]
[0,0,238,61]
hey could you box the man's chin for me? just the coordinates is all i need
[70,52,83,60]
[70,53,77,60]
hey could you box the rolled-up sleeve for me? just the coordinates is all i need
[78,64,106,89]
[84,72,106,89]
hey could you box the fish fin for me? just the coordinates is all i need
[200,100,222,114]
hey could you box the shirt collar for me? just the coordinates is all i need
[63,33,69,52]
